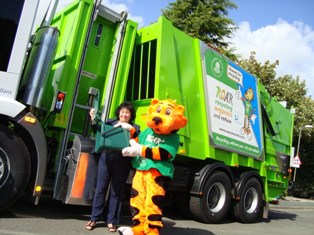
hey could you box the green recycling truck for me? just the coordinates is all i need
[0,0,294,223]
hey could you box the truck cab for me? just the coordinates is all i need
[0,0,42,210]
[0,0,39,103]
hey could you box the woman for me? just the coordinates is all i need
[85,101,140,232]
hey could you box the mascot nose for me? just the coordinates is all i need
[153,117,162,125]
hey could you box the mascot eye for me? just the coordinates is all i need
[165,109,172,115]
[156,107,162,113]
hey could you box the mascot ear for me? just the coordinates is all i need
[148,98,159,114]
[176,104,188,128]
[177,104,185,113]
[151,98,160,105]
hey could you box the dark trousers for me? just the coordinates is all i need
[90,151,131,224]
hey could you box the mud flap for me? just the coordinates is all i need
[263,202,269,219]
[63,135,99,205]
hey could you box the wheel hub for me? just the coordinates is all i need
[0,147,10,187]
[244,187,258,213]
[207,182,226,213]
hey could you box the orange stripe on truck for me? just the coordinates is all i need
[71,152,89,198]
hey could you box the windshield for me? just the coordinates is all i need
[0,0,24,71]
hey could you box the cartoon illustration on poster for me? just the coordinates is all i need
[204,49,262,158]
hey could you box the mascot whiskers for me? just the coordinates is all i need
[118,98,188,235]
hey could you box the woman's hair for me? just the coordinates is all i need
[115,101,136,122]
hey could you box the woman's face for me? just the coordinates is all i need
[119,107,131,123]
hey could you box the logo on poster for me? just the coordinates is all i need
[211,58,223,77]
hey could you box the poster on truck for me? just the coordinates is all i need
[204,49,263,159]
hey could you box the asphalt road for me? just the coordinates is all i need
[0,196,314,235]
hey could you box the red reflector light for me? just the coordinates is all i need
[54,91,66,113]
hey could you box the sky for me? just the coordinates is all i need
[36,0,314,98]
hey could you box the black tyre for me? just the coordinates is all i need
[0,124,31,211]
[190,171,232,223]
[233,177,263,223]
[174,192,193,219]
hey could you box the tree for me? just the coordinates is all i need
[238,52,314,198]
[237,52,279,88]
[162,0,237,49]
[238,52,314,131]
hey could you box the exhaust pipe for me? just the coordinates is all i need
[22,0,60,108]
[41,0,59,27]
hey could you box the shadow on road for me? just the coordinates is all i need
[0,196,91,221]
[267,209,297,221]
[164,219,215,234]
[0,196,298,230]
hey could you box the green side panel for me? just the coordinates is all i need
[259,83,294,200]
[72,14,118,133]
[128,16,209,158]
[129,17,266,164]
[107,20,138,117]
[41,0,95,130]
[260,84,294,154]
[41,0,137,135]
[73,17,137,133]
[127,16,294,191]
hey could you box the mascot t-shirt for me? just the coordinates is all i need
[132,128,180,178]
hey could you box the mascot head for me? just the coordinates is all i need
[146,98,188,135]
[244,88,254,102]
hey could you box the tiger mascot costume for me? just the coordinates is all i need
[118,98,188,235]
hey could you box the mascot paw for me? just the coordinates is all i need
[122,146,141,157]
[122,139,142,157]
[117,226,133,235]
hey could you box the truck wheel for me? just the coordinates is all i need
[174,192,193,219]
[190,171,232,223]
[0,124,31,211]
[233,177,263,223]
